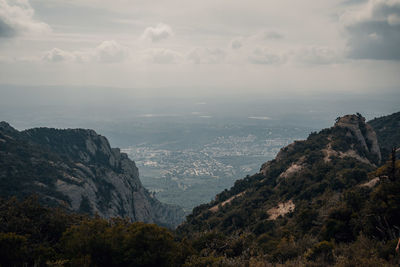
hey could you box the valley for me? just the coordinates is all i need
[122,124,309,212]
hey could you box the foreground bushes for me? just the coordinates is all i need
[0,197,188,267]
[1,174,400,267]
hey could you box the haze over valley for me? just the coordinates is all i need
[2,85,398,212]
[1,0,400,265]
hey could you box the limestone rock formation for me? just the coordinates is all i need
[334,114,381,163]
[0,122,184,228]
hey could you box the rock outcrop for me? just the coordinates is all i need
[260,114,381,176]
[0,122,184,228]
[334,114,381,163]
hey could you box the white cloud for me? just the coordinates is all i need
[342,0,400,60]
[141,23,173,42]
[42,48,75,62]
[227,31,289,65]
[251,30,284,41]
[94,40,129,63]
[229,30,284,50]
[0,0,50,38]
[248,48,285,65]
[187,48,226,64]
[294,47,344,65]
[142,48,183,64]
[43,40,129,64]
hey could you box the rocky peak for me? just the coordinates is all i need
[260,113,382,177]
[334,114,381,164]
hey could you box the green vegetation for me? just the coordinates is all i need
[175,113,400,266]
[174,158,400,266]
[0,197,191,267]
[1,164,399,267]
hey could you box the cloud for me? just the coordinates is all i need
[253,30,284,41]
[141,23,173,42]
[94,40,129,63]
[229,31,343,66]
[142,48,182,64]
[0,0,50,38]
[342,0,400,60]
[187,48,226,64]
[230,30,284,50]
[42,48,75,62]
[294,47,344,65]
[43,40,129,64]
[228,31,287,64]
[248,48,285,65]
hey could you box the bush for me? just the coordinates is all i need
[0,232,29,266]
[305,241,334,263]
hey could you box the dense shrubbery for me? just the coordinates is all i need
[4,172,399,267]
[176,139,400,266]
[0,197,191,267]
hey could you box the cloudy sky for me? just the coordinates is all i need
[0,0,399,96]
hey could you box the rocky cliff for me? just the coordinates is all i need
[0,122,184,228]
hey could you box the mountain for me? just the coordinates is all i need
[179,114,382,233]
[0,122,184,228]
[177,112,400,265]
[369,111,400,161]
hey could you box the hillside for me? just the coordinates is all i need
[177,112,400,265]
[179,114,381,233]
[0,122,184,228]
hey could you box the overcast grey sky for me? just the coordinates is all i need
[0,0,399,97]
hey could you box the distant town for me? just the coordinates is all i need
[122,130,308,212]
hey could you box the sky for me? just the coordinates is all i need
[0,0,399,97]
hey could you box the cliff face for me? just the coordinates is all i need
[334,114,381,163]
[0,122,184,228]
